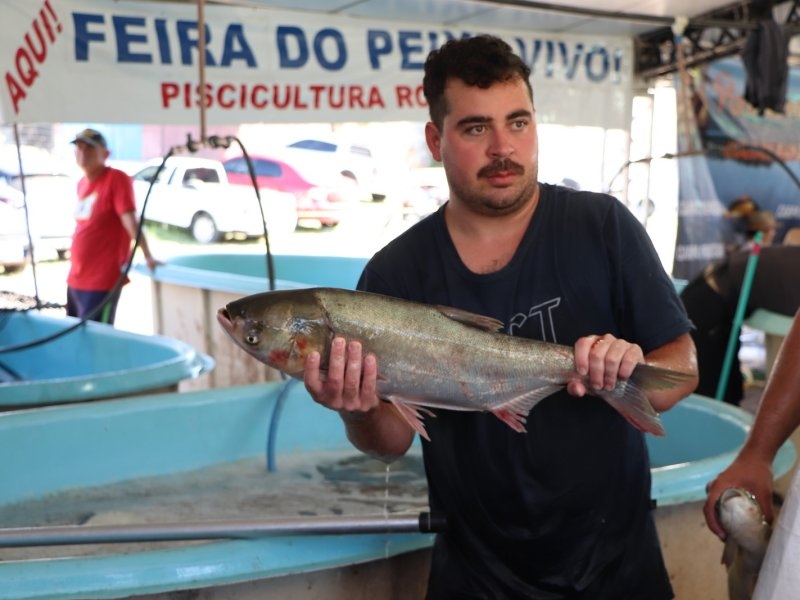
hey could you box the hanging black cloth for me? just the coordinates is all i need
[741,19,789,115]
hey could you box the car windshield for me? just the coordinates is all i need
[133,165,168,184]
[182,168,220,184]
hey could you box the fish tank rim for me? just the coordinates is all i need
[0,312,214,407]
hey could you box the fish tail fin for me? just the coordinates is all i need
[386,398,436,442]
[597,363,687,436]
[629,363,696,392]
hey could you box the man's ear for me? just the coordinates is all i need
[424,122,442,162]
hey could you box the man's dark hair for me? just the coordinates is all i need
[422,34,533,129]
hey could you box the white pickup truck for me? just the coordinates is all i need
[131,156,298,244]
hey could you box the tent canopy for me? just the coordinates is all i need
[218,0,740,37]
[1,0,791,127]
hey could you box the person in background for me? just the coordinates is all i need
[303,35,698,599]
[704,308,800,535]
[67,128,159,325]
[725,196,777,251]
[783,226,800,246]
[680,200,779,404]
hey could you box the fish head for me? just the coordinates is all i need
[716,487,770,555]
[216,289,331,377]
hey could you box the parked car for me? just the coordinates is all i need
[0,182,30,274]
[132,157,298,244]
[0,145,76,260]
[222,154,356,228]
[284,137,386,202]
[391,166,449,223]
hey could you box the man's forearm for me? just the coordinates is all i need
[340,401,415,463]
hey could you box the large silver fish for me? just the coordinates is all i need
[716,487,772,600]
[217,287,692,440]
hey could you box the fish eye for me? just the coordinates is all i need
[244,330,260,346]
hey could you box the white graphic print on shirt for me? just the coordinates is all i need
[74,191,97,221]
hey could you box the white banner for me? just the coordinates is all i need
[2,0,634,128]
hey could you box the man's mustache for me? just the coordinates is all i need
[478,159,524,178]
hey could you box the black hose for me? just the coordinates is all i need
[605,143,800,195]
[210,134,276,291]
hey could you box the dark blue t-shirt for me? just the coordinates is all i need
[358,184,691,599]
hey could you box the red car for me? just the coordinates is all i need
[223,155,356,227]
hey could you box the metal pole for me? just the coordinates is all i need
[197,0,207,143]
[13,123,42,306]
[0,512,445,548]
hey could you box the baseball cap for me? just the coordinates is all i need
[71,128,107,148]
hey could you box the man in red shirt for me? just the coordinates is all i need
[67,128,158,324]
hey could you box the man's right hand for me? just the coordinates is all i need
[304,336,380,414]
[303,336,416,462]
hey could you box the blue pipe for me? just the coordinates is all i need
[715,231,764,400]
[265,377,299,472]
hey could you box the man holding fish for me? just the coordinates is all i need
[301,35,698,599]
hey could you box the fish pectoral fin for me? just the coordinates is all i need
[384,396,436,442]
[436,306,504,332]
[490,386,563,434]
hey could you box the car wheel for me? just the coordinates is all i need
[190,213,220,244]
[2,263,26,274]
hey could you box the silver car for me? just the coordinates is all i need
[0,183,30,273]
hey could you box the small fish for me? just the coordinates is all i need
[216,287,693,440]
[716,487,772,600]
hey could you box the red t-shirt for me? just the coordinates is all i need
[67,167,137,291]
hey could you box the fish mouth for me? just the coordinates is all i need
[216,308,233,331]
[716,487,759,520]
[720,488,756,504]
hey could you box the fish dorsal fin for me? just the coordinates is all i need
[436,306,504,332]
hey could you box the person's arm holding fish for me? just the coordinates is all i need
[304,337,415,462]
[568,332,698,412]
[704,309,800,538]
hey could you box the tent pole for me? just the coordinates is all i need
[13,123,42,308]
[197,0,207,144]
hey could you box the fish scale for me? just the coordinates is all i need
[217,287,693,440]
